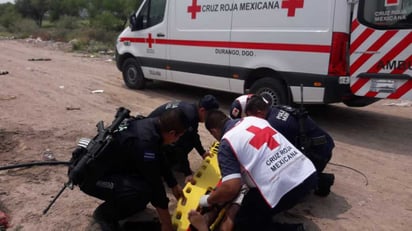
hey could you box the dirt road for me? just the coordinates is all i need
[0,39,411,231]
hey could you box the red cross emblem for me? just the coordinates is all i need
[247,126,279,150]
[385,0,399,6]
[281,0,304,17]
[146,33,154,48]
[188,0,201,19]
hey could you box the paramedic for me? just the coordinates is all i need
[228,94,256,119]
[79,108,189,231]
[148,95,219,183]
[199,110,317,231]
[244,95,335,196]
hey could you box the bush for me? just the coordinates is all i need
[9,19,39,38]
[55,16,80,30]
[0,5,22,32]
[90,11,124,31]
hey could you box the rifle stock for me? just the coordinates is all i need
[43,107,131,215]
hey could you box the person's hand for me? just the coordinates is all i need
[0,211,10,229]
[171,184,183,200]
[188,210,209,231]
[156,207,174,231]
[161,223,174,231]
[202,151,211,158]
[199,195,211,208]
[184,174,194,184]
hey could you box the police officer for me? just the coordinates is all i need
[199,110,317,231]
[244,95,335,196]
[148,95,219,183]
[78,108,189,231]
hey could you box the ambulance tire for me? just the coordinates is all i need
[122,58,145,89]
[250,78,289,106]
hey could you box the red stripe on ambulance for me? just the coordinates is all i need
[350,27,374,55]
[351,19,360,32]
[367,32,411,73]
[350,30,398,74]
[388,80,412,99]
[388,55,412,99]
[121,37,331,53]
[352,32,412,98]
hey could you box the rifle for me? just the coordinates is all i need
[43,107,131,214]
[295,84,311,153]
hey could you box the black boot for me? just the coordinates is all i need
[93,203,121,231]
[270,222,305,231]
[314,173,335,197]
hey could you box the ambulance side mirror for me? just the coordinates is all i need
[129,14,139,31]
[129,14,147,31]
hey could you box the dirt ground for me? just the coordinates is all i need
[0,39,411,231]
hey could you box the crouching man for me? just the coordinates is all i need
[77,108,189,231]
[196,110,317,231]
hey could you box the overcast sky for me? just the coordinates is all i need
[0,0,14,3]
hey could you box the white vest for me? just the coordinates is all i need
[223,117,316,208]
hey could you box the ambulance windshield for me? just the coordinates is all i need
[359,0,412,29]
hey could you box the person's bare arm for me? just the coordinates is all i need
[205,178,242,206]
[156,207,174,231]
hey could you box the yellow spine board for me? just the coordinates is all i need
[172,141,221,231]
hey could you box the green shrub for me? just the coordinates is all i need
[10,19,39,37]
[55,16,80,30]
[90,11,124,31]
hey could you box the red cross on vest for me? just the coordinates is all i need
[146,33,154,48]
[247,126,279,150]
[281,0,304,17]
[188,0,201,19]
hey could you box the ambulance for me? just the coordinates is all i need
[115,0,412,107]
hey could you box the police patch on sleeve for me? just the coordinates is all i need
[276,110,290,121]
[231,107,240,118]
[143,151,156,161]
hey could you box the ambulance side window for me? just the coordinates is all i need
[358,0,412,29]
[134,0,166,30]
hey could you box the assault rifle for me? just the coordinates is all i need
[294,85,327,155]
[43,107,131,214]
[295,84,311,154]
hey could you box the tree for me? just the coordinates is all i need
[49,0,87,21]
[87,0,142,30]
[15,0,51,27]
[0,3,21,31]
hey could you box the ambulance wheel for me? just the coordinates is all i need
[122,58,145,89]
[250,78,289,106]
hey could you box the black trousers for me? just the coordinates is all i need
[234,173,318,231]
[162,144,194,176]
[80,174,152,222]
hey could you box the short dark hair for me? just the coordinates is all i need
[205,110,229,131]
[158,108,189,134]
[199,94,220,111]
[245,95,270,115]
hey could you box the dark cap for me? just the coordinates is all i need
[199,94,219,111]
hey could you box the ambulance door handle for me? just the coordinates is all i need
[157,33,165,37]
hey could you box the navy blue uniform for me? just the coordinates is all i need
[149,101,205,176]
[266,106,334,172]
[80,117,177,222]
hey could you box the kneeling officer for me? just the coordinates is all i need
[73,108,189,231]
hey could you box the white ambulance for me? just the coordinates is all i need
[115,0,411,107]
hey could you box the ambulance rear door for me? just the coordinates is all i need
[350,0,412,100]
